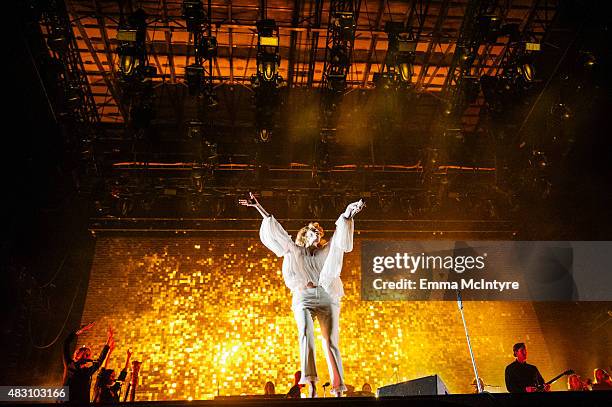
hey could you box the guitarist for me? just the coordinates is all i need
[504,343,551,393]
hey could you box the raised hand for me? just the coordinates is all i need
[344,199,365,218]
[238,192,259,207]
[76,321,95,336]
[238,192,270,218]
[106,325,114,344]
[124,348,133,371]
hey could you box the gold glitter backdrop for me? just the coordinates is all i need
[78,236,559,400]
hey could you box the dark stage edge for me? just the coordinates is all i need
[4,392,612,407]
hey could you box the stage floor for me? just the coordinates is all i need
[7,392,611,407]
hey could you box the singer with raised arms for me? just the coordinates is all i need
[239,192,364,397]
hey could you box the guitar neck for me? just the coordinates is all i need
[546,370,573,386]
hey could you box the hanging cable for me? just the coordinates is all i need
[40,253,68,289]
[29,278,82,349]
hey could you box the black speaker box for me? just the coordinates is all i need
[377,375,450,396]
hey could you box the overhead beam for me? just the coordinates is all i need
[415,0,450,90]
[361,0,387,87]
[228,0,235,84]
[287,0,302,87]
[72,12,128,121]
[160,0,176,83]
[306,0,323,87]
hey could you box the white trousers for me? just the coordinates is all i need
[292,286,347,394]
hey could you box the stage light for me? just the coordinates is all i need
[115,11,152,82]
[187,120,204,138]
[118,197,134,216]
[382,23,415,86]
[196,36,217,59]
[182,0,204,33]
[398,62,412,82]
[117,44,138,76]
[330,45,350,67]
[443,103,453,116]
[396,50,414,83]
[583,52,596,67]
[257,128,271,142]
[187,194,202,212]
[213,196,226,217]
[253,20,282,85]
[515,43,540,83]
[478,15,502,43]
[517,62,535,82]
[258,61,276,81]
[185,64,204,95]
[206,93,219,108]
[332,11,356,42]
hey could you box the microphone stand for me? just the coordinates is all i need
[322,382,330,398]
[457,290,483,393]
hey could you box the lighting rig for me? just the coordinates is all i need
[115,9,157,130]
[251,19,283,142]
[183,0,217,105]
[373,22,417,90]
[317,1,358,173]
[478,6,545,200]
[423,1,503,214]
[31,0,99,159]
[442,1,498,119]
[182,1,218,203]
[481,38,541,115]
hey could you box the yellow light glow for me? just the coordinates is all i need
[80,237,559,400]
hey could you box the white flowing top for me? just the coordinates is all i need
[259,214,354,301]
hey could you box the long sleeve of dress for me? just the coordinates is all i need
[259,216,307,292]
[330,215,354,252]
[318,215,354,299]
[259,215,293,257]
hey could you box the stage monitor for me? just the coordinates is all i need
[377,375,450,397]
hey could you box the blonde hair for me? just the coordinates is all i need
[295,222,325,247]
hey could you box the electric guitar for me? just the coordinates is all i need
[536,369,574,391]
